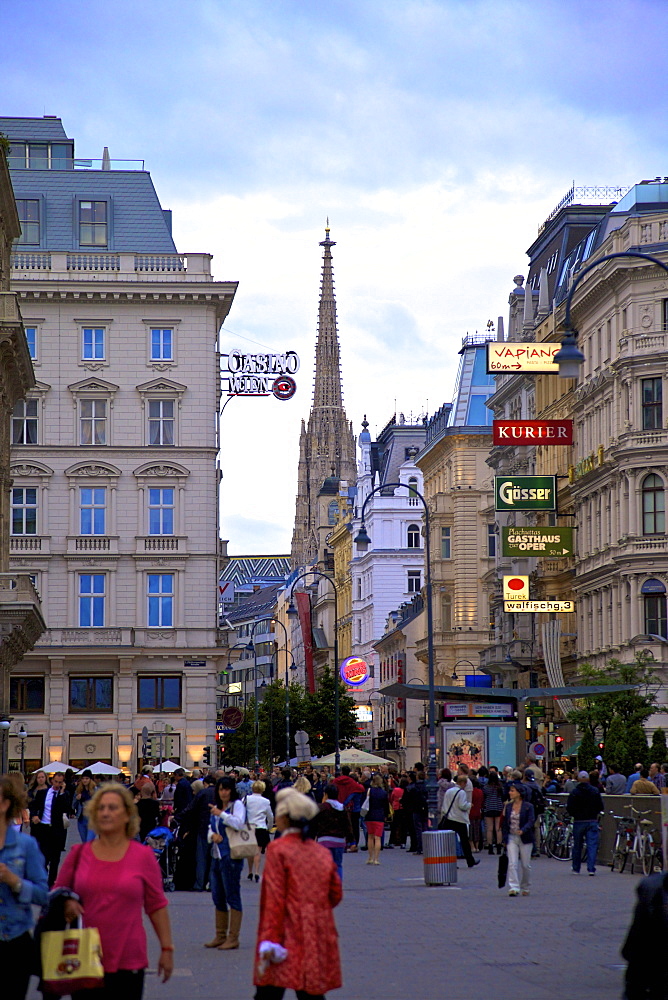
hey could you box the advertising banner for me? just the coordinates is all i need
[504,600,575,613]
[502,526,574,558]
[487,342,560,373]
[443,728,486,772]
[493,419,573,446]
[495,476,557,511]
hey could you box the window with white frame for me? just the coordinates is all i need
[150,328,173,362]
[78,574,105,627]
[82,327,105,361]
[25,327,37,361]
[11,488,37,535]
[148,574,174,627]
[79,200,108,247]
[16,200,40,245]
[148,400,174,446]
[12,399,38,445]
[80,399,107,445]
[407,570,421,593]
[407,523,420,548]
[148,488,174,535]
[441,526,451,559]
[80,487,106,535]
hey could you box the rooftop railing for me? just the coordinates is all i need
[11,251,212,279]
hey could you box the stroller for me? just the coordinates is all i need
[145,825,178,892]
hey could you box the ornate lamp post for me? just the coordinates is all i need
[17,724,28,774]
[355,481,438,828]
[287,569,340,774]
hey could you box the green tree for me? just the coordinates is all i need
[303,667,360,757]
[577,729,598,772]
[257,680,307,766]
[625,724,650,770]
[650,727,668,764]
[604,715,630,775]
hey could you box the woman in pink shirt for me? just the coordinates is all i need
[55,782,173,998]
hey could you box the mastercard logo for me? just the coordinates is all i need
[340,656,370,687]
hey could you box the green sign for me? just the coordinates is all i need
[526,705,546,718]
[502,526,573,557]
[495,476,557,511]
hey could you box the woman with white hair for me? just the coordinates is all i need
[253,788,342,1000]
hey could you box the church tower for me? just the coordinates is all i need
[291,226,356,567]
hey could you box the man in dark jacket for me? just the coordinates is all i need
[29,772,74,885]
[403,772,428,854]
[179,774,216,891]
[567,770,603,875]
[173,768,194,818]
[622,871,668,999]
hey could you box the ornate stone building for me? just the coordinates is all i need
[0,142,44,765]
[291,227,356,569]
[2,116,236,772]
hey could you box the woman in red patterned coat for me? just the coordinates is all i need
[253,788,342,1000]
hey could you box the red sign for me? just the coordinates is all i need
[493,420,573,446]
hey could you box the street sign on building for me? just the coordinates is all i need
[495,476,557,511]
[504,600,575,613]
[487,342,560,373]
[493,419,573,446]
[503,575,529,601]
[502,526,574,558]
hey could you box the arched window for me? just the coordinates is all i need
[642,578,667,638]
[328,500,338,525]
[407,523,420,548]
[407,477,419,506]
[642,474,665,535]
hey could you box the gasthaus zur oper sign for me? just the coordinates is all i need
[502,526,574,558]
[487,342,560,373]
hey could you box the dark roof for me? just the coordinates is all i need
[223,582,284,625]
[219,555,291,587]
[318,475,340,496]
[10,169,177,252]
[0,116,71,141]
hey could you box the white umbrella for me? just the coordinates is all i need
[150,760,184,773]
[314,749,392,767]
[75,761,123,775]
[31,761,70,773]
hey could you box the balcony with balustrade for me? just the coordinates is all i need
[11,251,213,282]
[0,573,45,666]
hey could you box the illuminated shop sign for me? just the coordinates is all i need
[502,527,573,557]
[493,420,573,446]
[223,350,299,399]
[495,476,557,511]
[487,342,560,373]
[340,656,370,687]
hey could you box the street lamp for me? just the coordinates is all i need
[451,659,477,683]
[355,481,439,828]
[244,663,267,770]
[0,720,10,773]
[17,725,28,774]
[287,568,340,774]
[555,251,668,377]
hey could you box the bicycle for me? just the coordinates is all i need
[545,811,587,862]
[610,812,635,873]
[628,806,661,876]
[539,801,560,854]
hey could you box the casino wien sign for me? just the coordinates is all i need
[222,350,299,400]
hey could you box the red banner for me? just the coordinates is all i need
[295,591,316,694]
[493,419,573,446]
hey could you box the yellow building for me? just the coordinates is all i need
[328,484,354,663]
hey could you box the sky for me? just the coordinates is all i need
[4,0,668,554]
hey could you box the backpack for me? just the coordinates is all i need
[528,783,546,815]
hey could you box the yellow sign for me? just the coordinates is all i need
[568,446,605,483]
[504,600,575,613]
[487,342,560,373]
[503,575,529,601]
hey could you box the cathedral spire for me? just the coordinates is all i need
[313,224,343,409]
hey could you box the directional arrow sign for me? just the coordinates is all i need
[487,342,560,373]
[502,526,574,558]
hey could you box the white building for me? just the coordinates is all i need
[3,116,237,773]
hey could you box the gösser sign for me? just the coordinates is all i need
[487,342,560,373]
[223,350,300,399]
[495,476,557,511]
[493,420,573,446]
[502,526,574,558]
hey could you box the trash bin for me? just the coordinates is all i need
[422,829,457,885]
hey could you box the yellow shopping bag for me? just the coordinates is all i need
[41,925,104,995]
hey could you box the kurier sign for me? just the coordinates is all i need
[502,526,574,558]
[495,476,557,511]
[493,420,573,446]
[223,350,299,399]
[487,342,560,373]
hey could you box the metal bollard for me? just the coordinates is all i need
[422,829,458,885]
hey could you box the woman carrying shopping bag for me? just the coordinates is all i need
[54,782,174,998]
[207,775,249,951]
[0,773,49,1000]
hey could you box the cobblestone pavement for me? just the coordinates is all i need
[29,844,641,1000]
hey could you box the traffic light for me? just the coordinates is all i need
[555,735,564,754]
[149,735,160,757]
[202,746,211,766]
[598,742,604,750]
[163,724,174,758]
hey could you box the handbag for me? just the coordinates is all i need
[497,850,509,889]
[222,807,259,860]
[62,814,71,830]
[41,920,104,995]
[360,790,371,819]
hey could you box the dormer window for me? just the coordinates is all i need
[79,201,108,247]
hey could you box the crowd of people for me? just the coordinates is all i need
[0,753,666,999]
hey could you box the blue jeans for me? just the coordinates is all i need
[572,819,599,872]
[210,854,243,911]
[195,833,211,891]
[78,817,89,843]
[327,846,344,881]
